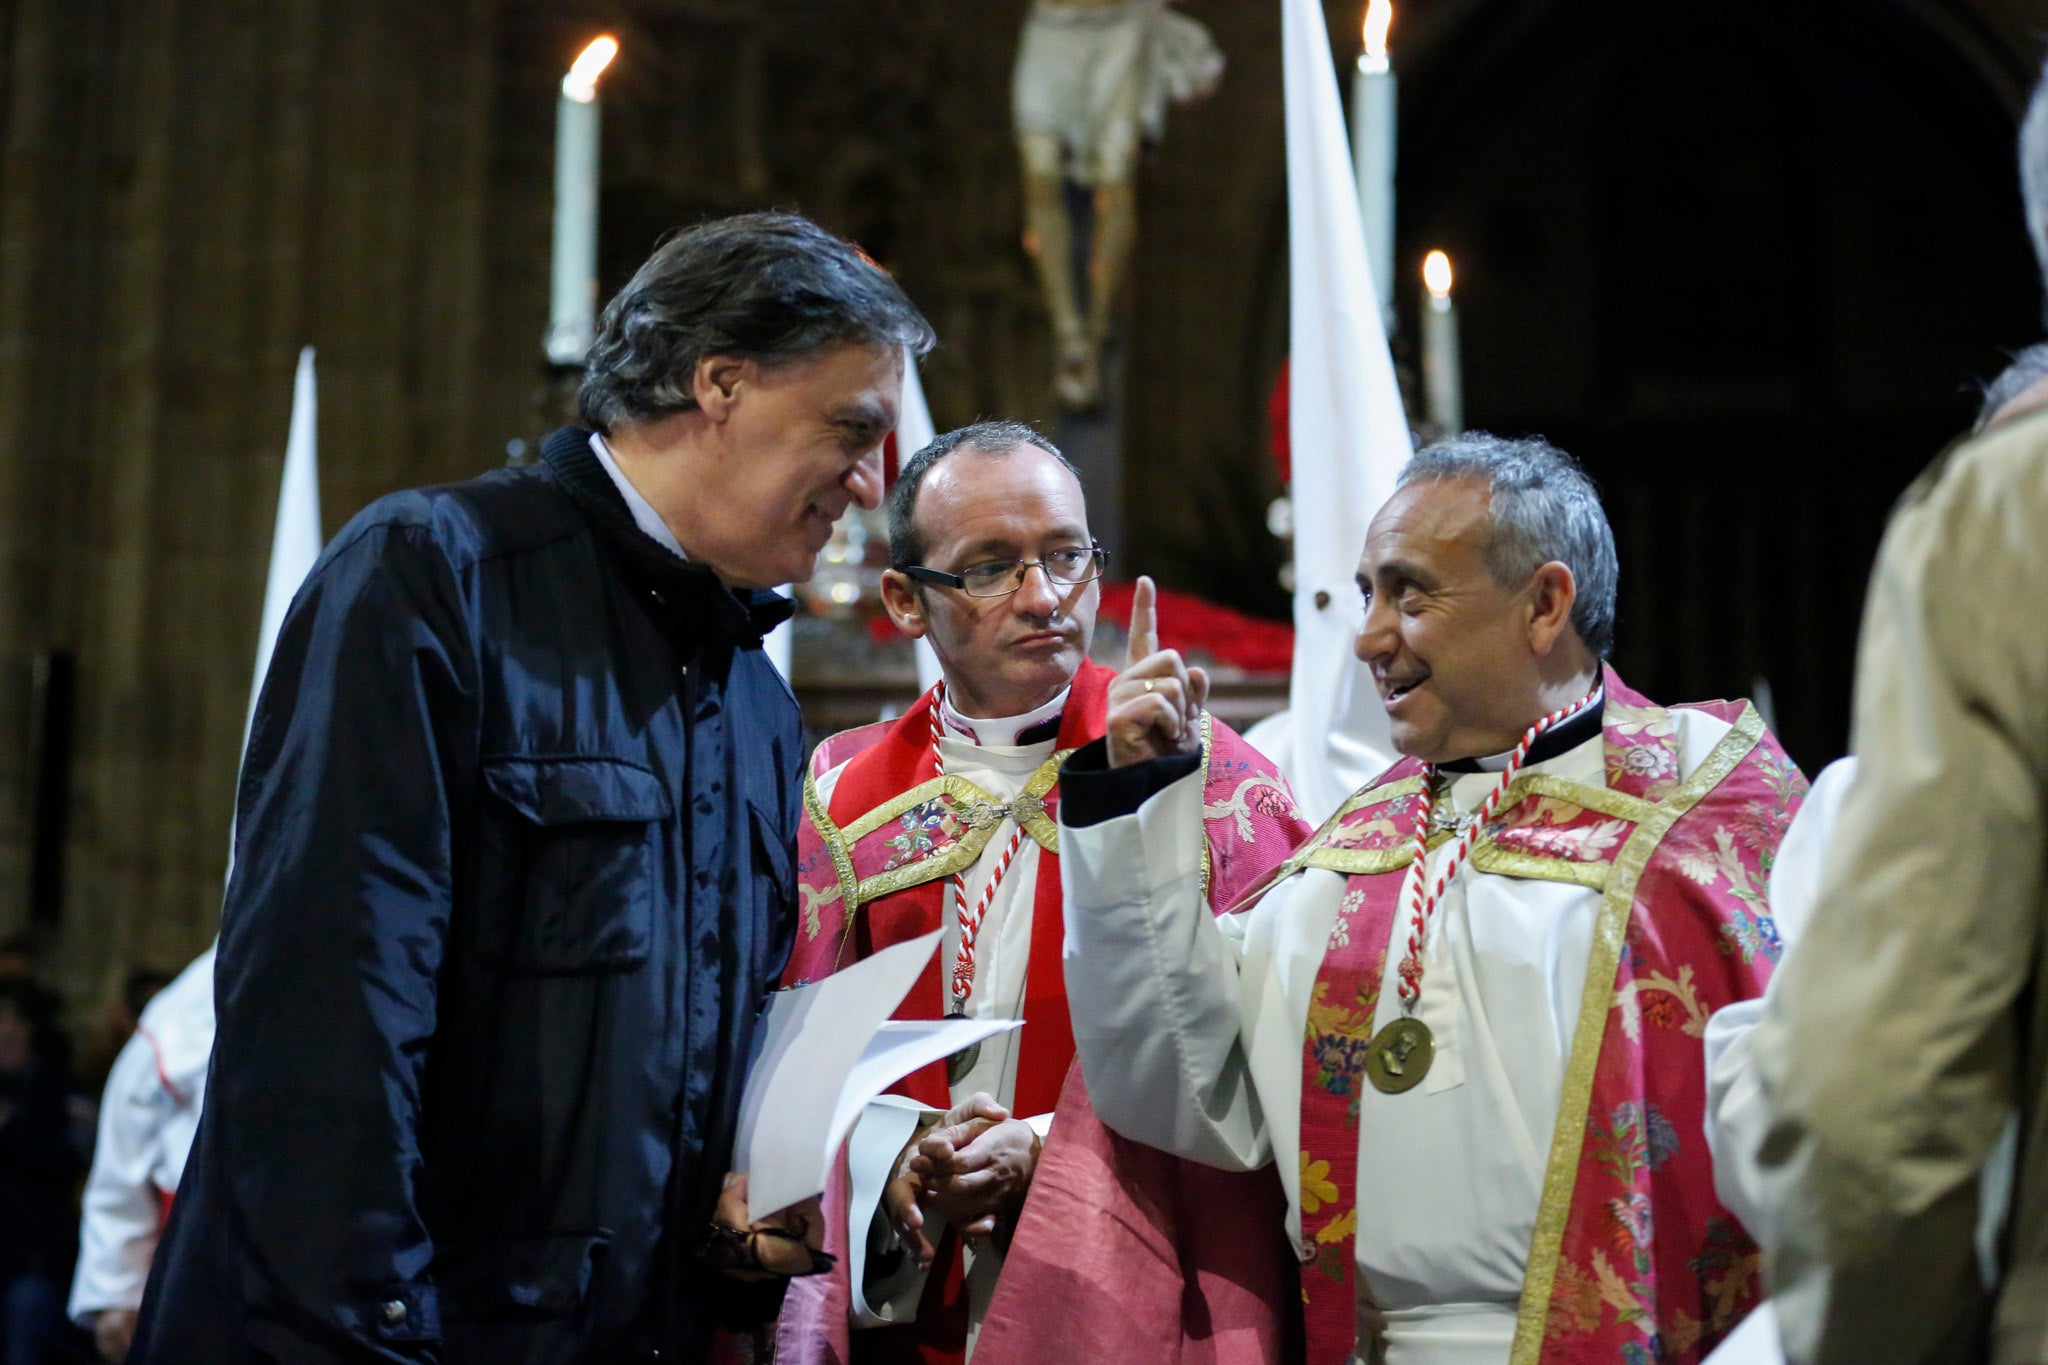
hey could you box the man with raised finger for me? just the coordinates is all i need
[1057,434,1809,1364]
[775,421,1309,1364]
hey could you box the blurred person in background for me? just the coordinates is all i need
[1,976,87,1365]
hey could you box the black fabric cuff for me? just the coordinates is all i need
[1058,739,1203,828]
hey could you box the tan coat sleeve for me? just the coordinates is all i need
[1752,415,2048,1365]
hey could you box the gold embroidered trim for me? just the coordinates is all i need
[1300,835,1613,890]
[816,747,1074,916]
[802,769,860,933]
[1511,771,1659,825]
[1199,711,1215,905]
[1471,843,1613,891]
[1508,702,1764,1363]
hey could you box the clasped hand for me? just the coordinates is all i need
[882,1092,1043,1269]
[1107,575,1210,768]
[707,1172,827,1280]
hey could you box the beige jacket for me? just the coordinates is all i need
[1753,408,2048,1364]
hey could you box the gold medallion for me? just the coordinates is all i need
[1364,1016,1434,1094]
[944,1012,980,1086]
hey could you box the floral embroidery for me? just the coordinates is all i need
[1496,816,1629,863]
[1205,777,1297,845]
[1324,815,1403,851]
[1327,918,1351,950]
[1605,700,1677,739]
[1589,1101,1680,1185]
[1299,1152,1340,1215]
[1621,964,1711,1039]
[1549,1249,1659,1347]
[1605,1191,1655,1269]
[1306,970,1380,1096]
[1690,1217,1763,1334]
[798,881,833,941]
[1620,743,1676,780]
[879,799,961,872]
[1719,905,1782,965]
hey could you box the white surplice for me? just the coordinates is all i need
[821,690,1066,1353]
[1059,706,1784,1365]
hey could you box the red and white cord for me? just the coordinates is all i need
[930,686,1026,1011]
[1393,689,1601,1013]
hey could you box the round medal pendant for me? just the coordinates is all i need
[1364,1016,1435,1094]
[943,1012,980,1086]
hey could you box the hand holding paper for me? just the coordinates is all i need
[734,928,1021,1217]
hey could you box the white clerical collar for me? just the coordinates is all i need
[1452,686,1606,772]
[589,432,688,560]
[938,684,1071,748]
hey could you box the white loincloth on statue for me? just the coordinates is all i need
[1012,0,1222,182]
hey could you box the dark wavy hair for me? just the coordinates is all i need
[577,212,936,433]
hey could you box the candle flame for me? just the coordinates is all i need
[563,35,619,102]
[1423,250,1453,299]
[1363,0,1393,60]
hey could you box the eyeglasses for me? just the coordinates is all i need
[899,545,1110,598]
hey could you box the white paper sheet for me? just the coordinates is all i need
[736,928,1021,1216]
[1703,1301,1782,1365]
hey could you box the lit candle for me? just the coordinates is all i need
[1349,1,1396,326]
[546,36,619,365]
[1421,250,1463,434]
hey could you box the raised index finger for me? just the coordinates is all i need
[1128,574,1160,664]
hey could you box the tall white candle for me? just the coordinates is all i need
[1421,250,1463,434]
[1349,1,1396,327]
[547,36,619,365]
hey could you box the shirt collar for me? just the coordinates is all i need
[938,684,1071,748]
[589,432,688,561]
[1440,686,1606,773]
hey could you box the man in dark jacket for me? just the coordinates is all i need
[130,213,935,1364]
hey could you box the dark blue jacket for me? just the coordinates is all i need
[132,429,801,1363]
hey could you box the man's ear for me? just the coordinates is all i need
[694,355,748,422]
[1526,561,1579,655]
[880,569,929,641]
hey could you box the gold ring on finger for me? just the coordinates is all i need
[1143,679,1155,693]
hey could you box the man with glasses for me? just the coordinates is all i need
[775,421,1308,1364]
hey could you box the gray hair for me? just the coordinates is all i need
[2024,60,2048,286]
[1396,432,1619,659]
[888,421,1079,568]
[578,212,936,434]
[1977,340,2048,432]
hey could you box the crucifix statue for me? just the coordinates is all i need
[1013,0,1223,408]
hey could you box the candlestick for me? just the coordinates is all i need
[1421,250,1463,434]
[1349,1,1396,326]
[546,36,619,365]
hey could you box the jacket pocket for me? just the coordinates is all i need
[433,1229,612,1322]
[479,756,672,974]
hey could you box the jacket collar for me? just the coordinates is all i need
[540,426,796,647]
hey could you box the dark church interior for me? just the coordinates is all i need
[1,2,2044,1359]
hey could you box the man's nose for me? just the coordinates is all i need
[1013,561,1063,615]
[845,446,886,512]
[1354,592,1396,664]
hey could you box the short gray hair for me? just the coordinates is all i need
[578,212,935,434]
[1977,340,2048,431]
[1396,433,1619,658]
[2024,60,2048,286]
[888,421,1082,568]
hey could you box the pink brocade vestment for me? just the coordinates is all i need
[777,666,1314,1365]
[1293,669,1805,1364]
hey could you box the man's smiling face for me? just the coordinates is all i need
[690,341,901,589]
[1352,477,1557,763]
